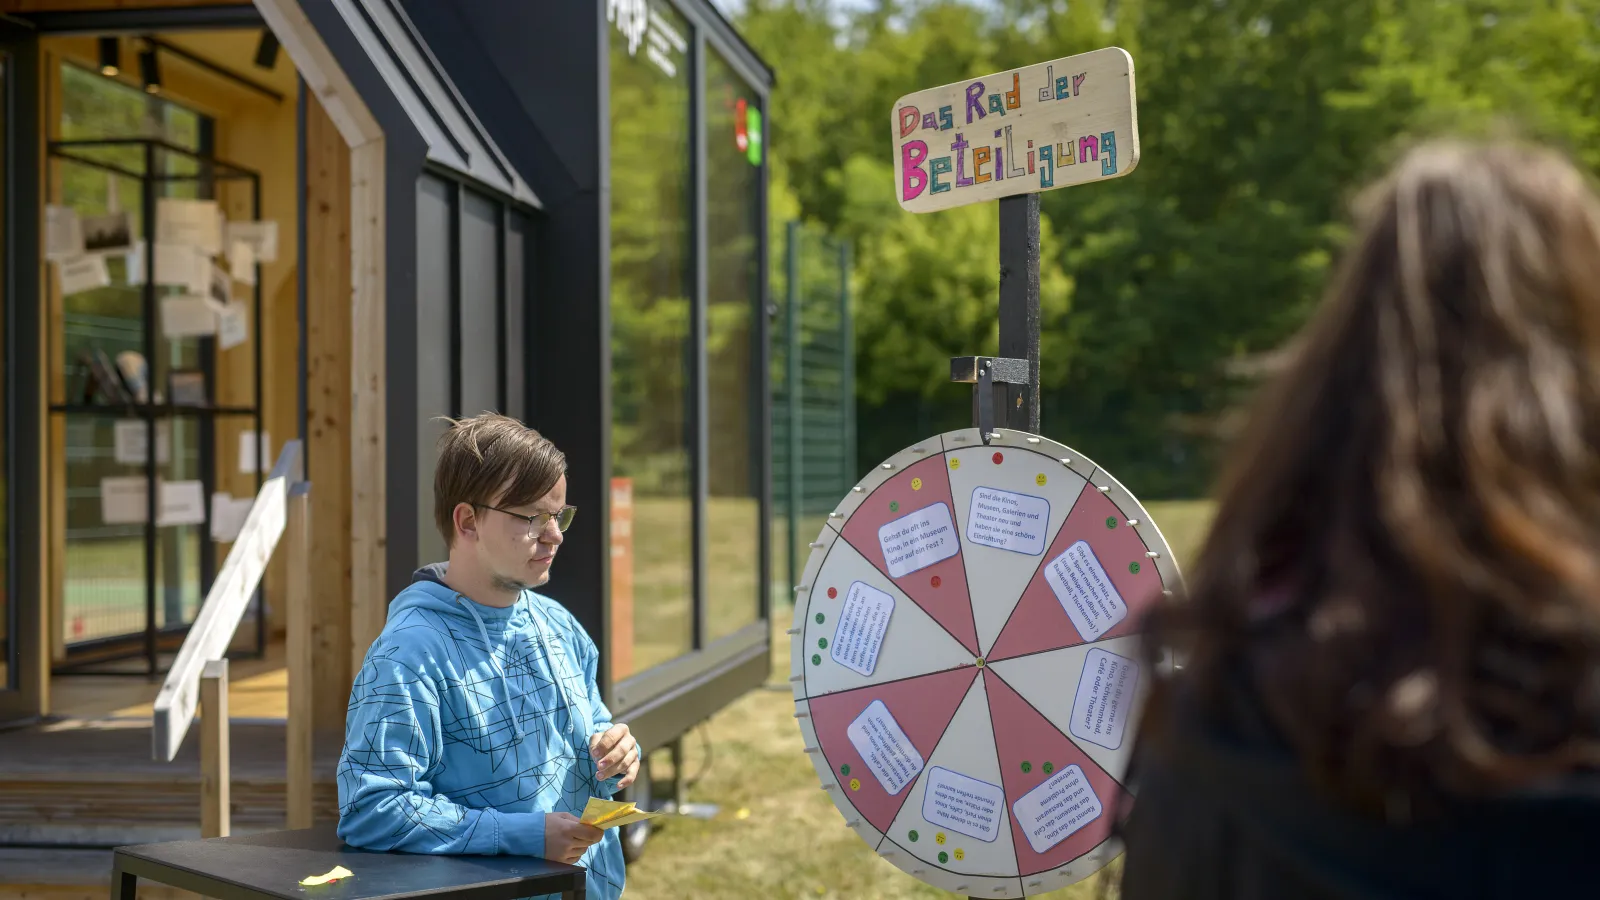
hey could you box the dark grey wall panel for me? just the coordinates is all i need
[505,213,528,422]
[415,175,452,565]
[458,189,499,418]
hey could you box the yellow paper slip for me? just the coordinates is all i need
[580,797,666,830]
[299,866,353,886]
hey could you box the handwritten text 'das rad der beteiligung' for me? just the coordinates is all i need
[889,46,1139,214]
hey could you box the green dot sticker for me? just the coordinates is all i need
[908,829,919,842]
[939,851,949,864]
[1021,761,1033,774]
[1105,516,1118,529]
[841,764,851,776]
[975,657,985,669]
[811,654,821,666]
[1043,761,1055,775]
[815,612,825,624]
[889,500,900,513]
[818,637,829,650]
[1129,561,1142,574]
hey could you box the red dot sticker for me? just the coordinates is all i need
[992,452,1004,464]
[827,587,837,599]
[931,575,942,588]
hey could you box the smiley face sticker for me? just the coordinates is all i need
[911,477,923,491]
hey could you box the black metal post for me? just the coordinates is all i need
[142,141,158,677]
[997,194,1041,433]
[785,221,800,591]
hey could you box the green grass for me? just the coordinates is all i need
[622,499,1218,899]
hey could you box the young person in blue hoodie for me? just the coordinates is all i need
[337,413,638,900]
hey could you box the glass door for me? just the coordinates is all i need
[0,18,44,724]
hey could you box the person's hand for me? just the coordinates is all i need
[590,723,641,790]
[544,812,603,864]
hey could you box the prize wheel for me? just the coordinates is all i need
[791,428,1182,897]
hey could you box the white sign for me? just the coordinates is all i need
[846,699,924,795]
[57,254,111,296]
[224,220,279,263]
[113,419,170,465]
[100,477,208,526]
[45,205,83,259]
[228,241,257,284]
[921,766,1004,843]
[209,492,255,543]
[217,302,249,351]
[878,502,959,578]
[890,47,1139,214]
[830,581,895,676]
[238,430,272,474]
[1071,649,1139,751]
[1010,764,1103,855]
[1044,540,1128,641]
[161,296,218,339]
[156,198,222,254]
[966,487,1049,555]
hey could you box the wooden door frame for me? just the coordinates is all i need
[253,0,385,677]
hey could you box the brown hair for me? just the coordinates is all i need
[1142,137,1600,809]
[433,413,567,548]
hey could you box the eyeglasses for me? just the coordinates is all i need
[479,504,577,536]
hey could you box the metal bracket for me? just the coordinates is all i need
[951,356,1030,445]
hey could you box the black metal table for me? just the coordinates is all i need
[110,824,586,900]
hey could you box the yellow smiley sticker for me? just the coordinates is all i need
[955,848,965,861]
[949,459,961,471]
[935,832,947,845]
[1036,473,1047,486]
[911,477,923,491]
[849,778,861,791]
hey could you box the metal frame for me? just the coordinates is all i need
[45,137,265,675]
[6,5,264,36]
[0,19,42,717]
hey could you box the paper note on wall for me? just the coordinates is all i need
[217,302,249,350]
[57,254,111,296]
[100,477,208,526]
[113,419,170,465]
[45,205,83,259]
[226,220,279,263]
[239,430,272,474]
[161,296,218,339]
[156,197,222,254]
[209,492,255,542]
[229,240,257,284]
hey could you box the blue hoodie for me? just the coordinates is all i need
[336,564,626,900]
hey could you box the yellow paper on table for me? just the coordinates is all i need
[299,866,353,886]
[580,797,665,830]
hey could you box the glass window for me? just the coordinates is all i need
[53,62,210,647]
[459,189,498,418]
[416,175,452,565]
[609,0,693,675]
[705,50,763,643]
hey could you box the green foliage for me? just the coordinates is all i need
[735,0,1600,496]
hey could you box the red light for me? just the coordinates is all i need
[735,98,749,152]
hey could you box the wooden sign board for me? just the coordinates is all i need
[890,47,1139,214]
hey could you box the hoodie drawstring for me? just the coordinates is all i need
[456,595,527,743]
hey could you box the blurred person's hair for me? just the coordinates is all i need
[1141,137,1600,812]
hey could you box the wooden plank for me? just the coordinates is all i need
[304,93,354,735]
[348,138,387,677]
[151,444,299,762]
[285,485,313,828]
[199,658,230,840]
[254,0,382,147]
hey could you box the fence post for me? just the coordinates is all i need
[838,241,854,483]
[200,658,230,838]
[785,221,801,591]
[286,482,314,829]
